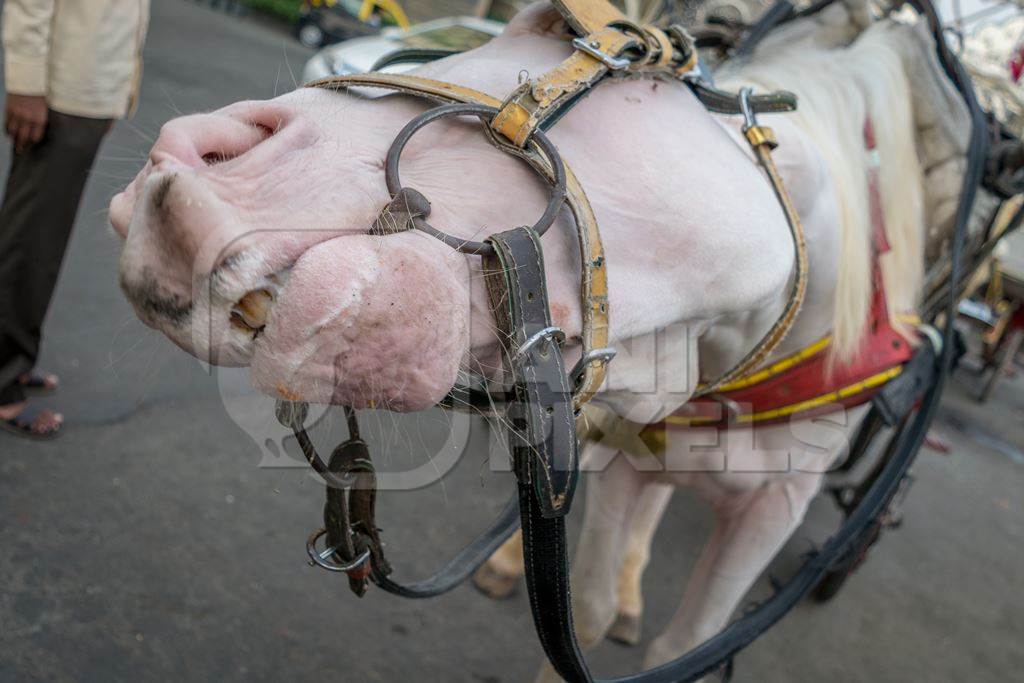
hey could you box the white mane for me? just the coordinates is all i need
[719,17,929,360]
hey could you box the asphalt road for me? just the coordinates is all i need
[1,1,1022,681]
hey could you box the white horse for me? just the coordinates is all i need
[110,2,969,679]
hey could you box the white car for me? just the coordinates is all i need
[302,16,505,83]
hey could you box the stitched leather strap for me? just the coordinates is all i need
[697,122,808,394]
[484,227,579,517]
[687,82,797,115]
[485,226,591,679]
[489,0,699,148]
[371,494,521,598]
[515,475,590,681]
[490,26,639,147]
[551,0,626,36]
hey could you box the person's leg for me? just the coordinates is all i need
[0,110,110,434]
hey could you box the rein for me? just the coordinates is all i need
[272,0,983,680]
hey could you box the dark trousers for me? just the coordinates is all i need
[0,110,110,404]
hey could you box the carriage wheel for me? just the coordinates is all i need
[811,564,855,602]
[810,522,881,602]
[812,407,915,603]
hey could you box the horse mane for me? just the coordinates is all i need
[718,16,927,363]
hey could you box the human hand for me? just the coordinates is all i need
[4,94,48,152]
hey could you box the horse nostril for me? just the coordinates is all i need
[202,152,232,166]
[200,123,273,167]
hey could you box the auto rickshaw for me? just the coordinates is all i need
[297,0,410,48]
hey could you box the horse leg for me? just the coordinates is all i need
[643,472,822,670]
[536,447,645,683]
[607,481,674,646]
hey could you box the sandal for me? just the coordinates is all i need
[1,404,63,440]
[17,372,59,396]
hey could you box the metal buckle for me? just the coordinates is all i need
[570,347,617,388]
[306,528,372,573]
[678,58,712,87]
[739,86,757,131]
[572,37,633,70]
[516,326,566,360]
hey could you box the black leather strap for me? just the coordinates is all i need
[515,475,591,682]
[733,0,795,58]
[872,339,938,426]
[687,82,797,115]
[371,494,521,599]
[484,227,579,518]
[484,225,590,680]
[371,226,585,599]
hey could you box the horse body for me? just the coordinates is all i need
[111,2,967,679]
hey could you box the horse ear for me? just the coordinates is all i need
[503,3,570,38]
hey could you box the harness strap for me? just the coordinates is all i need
[550,0,625,36]
[370,494,521,598]
[307,73,610,407]
[490,8,698,147]
[686,82,797,115]
[484,226,590,680]
[490,26,642,147]
[697,95,808,393]
[306,69,805,402]
[485,228,580,516]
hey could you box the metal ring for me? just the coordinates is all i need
[306,528,372,573]
[570,347,617,387]
[606,19,654,67]
[384,103,567,256]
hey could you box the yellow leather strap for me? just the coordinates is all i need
[307,72,503,107]
[489,0,698,149]
[490,26,638,147]
[550,0,627,37]
[306,73,609,407]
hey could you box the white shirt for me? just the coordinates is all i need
[2,0,150,119]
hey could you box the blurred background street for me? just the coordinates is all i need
[1,1,1022,681]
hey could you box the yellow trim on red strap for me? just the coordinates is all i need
[667,365,903,427]
[704,312,920,394]
[713,335,832,393]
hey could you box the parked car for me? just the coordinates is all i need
[296,0,410,49]
[301,15,505,82]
